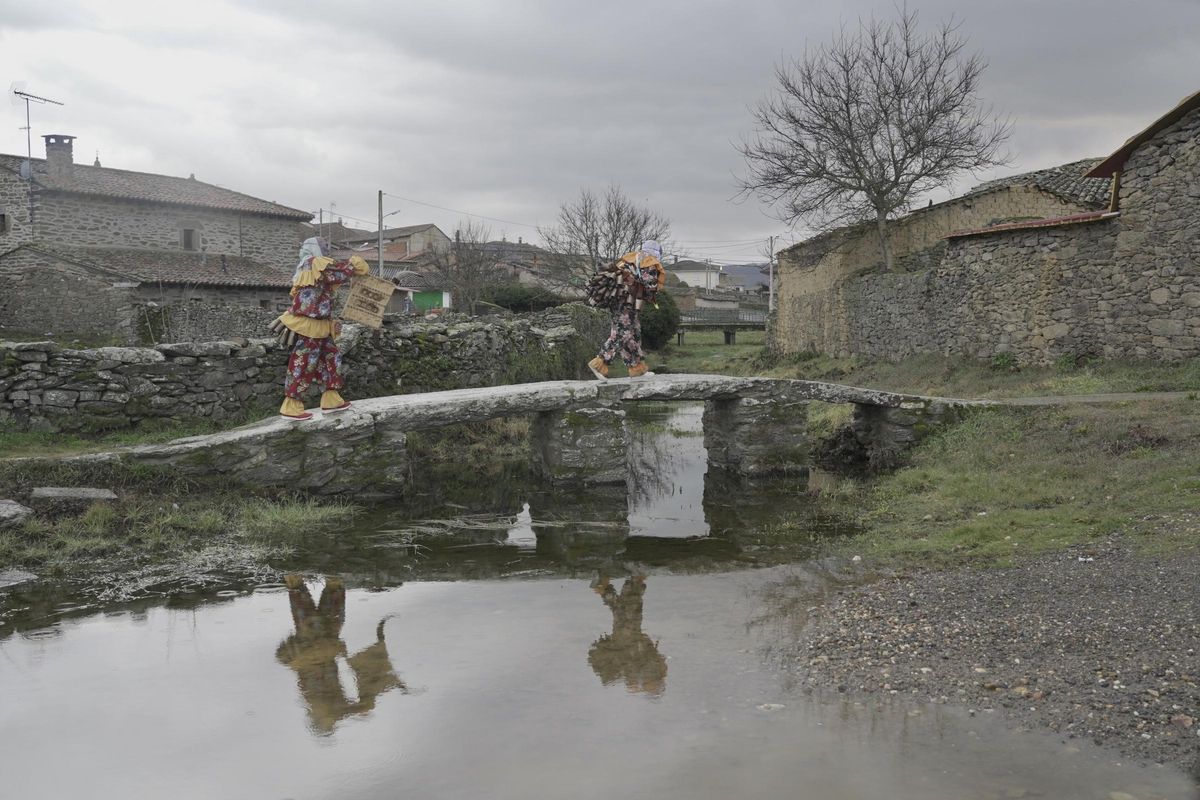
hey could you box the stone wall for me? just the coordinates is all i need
[771,107,1200,364]
[0,247,142,343]
[135,299,280,345]
[0,171,32,247]
[0,304,610,432]
[0,247,289,344]
[30,192,301,267]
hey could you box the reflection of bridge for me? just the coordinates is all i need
[99,375,980,497]
[677,308,767,345]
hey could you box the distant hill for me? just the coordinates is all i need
[721,262,770,289]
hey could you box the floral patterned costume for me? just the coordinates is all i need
[592,245,665,375]
[273,237,369,417]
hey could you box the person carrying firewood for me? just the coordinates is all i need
[584,239,666,379]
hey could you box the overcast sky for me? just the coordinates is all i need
[2,0,1198,264]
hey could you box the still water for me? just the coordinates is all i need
[0,404,1195,799]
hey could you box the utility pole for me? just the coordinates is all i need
[378,189,384,273]
[768,235,776,313]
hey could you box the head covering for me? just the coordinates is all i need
[294,237,329,282]
[639,240,663,261]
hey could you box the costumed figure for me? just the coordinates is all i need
[270,237,370,420]
[587,575,667,696]
[275,575,406,735]
[584,239,666,379]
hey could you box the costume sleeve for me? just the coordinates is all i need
[320,257,367,287]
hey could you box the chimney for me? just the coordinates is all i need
[43,134,76,181]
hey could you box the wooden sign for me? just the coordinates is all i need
[341,275,396,330]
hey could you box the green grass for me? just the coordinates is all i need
[752,351,1200,399]
[652,329,766,375]
[0,408,274,459]
[0,493,359,571]
[818,400,1200,566]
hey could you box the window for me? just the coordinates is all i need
[0,212,8,235]
[259,299,271,310]
[182,228,199,251]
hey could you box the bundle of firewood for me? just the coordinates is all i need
[584,263,637,312]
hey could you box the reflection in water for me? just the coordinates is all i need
[275,575,406,735]
[588,576,667,696]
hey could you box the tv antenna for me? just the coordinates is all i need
[10,82,64,179]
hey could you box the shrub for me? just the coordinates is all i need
[641,290,681,350]
[486,284,567,313]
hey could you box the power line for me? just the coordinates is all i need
[381,191,542,230]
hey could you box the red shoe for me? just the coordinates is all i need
[322,401,353,414]
[281,411,314,421]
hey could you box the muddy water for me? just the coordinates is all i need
[0,404,1196,799]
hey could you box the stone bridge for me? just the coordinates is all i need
[64,375,984,498]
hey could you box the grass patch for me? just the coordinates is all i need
[0,493,359,572]
[818,401,1200,566]
[0,407,275,459]
[657,341,1200,400]
[405,417,530,467]
[653,329,766,375]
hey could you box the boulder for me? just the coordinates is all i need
[0,499,33,529]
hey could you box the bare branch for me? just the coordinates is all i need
[539,185,670,288]
[738,6,1011,269]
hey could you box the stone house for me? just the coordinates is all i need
[0,133,312,342]
[771,89,1200,363]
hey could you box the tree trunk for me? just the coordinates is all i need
[874,209,894,271]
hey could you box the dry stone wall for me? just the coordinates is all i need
[0,247,142,343]
[0,304,609,433]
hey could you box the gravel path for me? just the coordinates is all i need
[793,535,1200,773]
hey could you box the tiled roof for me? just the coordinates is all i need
[386,270,439,290]
[966,158,1111,208]
[22,244,292,288]
[340,223,445,244]
[0,154,312,219]
[301,221,373,243]
[671,259,723,271]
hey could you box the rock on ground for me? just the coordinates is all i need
[794,536,1200,771]
[0,499,33,529]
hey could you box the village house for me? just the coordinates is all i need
[0,134,312,343]
[772,90,1200,364]
[336,223,452,267]
[669,259,730,291]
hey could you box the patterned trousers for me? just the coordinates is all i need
[284,335,344,399]
[598,305,644,367]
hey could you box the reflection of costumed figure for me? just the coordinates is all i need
[275,575,406,735]
[587,576,667,696]
[270,237,370,420]
[585,240,666,379]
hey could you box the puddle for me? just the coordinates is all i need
[1,570,1194,799]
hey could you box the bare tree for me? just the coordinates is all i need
[428,219,510,315]
[539,185,671,289]
[739,8,1011,270]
